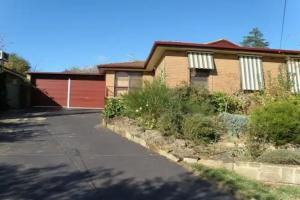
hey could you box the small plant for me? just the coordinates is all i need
[182,114,221,143]
[218,112,248,137]
[102,98,124,119]
[256,149,300,165]
[264,65,293,102]
[249,100,300,147]
[122,79,170,128]
[210,92,243,114]
[158,111,184,137]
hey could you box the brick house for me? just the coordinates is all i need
[98,39,300,97]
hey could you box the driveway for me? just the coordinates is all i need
[0,109,234,200]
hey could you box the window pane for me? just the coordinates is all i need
[116,72,129,87]
[190,69,209,88]
[129,73,143,90]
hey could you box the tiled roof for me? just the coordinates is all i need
[97,61,145,69]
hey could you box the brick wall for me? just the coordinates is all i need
[209,54,241,93]
[153,51,285,94]
[105,71,115,97]
[262,57,286,89]
[164,51,189,87]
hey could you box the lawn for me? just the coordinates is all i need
[193,164,300,200]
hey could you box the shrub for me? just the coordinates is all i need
[182,114,221,143]
[158,110,184,137]
[256,149,300,165]
[210,92,243,114]
[171,85,215,115]
[122,79,171,128]
[218,112,248,137]
[249,100,300,147]
[102,98,124,119]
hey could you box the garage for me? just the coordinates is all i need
[29,72,105,109]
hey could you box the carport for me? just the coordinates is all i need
[28,72,105,109]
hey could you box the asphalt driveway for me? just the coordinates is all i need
[0,109,234,200]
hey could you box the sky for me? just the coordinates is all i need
[0,0,299,72]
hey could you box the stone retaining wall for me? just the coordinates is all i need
[103,118,300,185]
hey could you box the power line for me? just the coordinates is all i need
[279,0,287,49]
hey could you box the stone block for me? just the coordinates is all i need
[183,157,198,164]
[282,167,294,184]
[248,162,261,168]
[158,150,181,162]
[197,159,224,168]
[295,169,300,185]
[234,165,259,180]
[223,162,234,171]
[260,165,282,182]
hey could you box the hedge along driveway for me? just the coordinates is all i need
[0,109,235,200]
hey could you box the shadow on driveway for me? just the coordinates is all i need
[0,164,233,200]
[0,108,101,120]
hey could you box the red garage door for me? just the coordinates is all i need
[32,78,68,107]
[31,73,105,109]
[70,79,105,108]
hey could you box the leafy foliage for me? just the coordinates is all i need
[241,27,269,48]
[257,149,300,165]
[4,53,30,74]
[122,79,170,128]
[158,110,184,137]
[102,98,124,119]
[172,85,216,115]
[218,112,248,137]
[210,92,244,114]
[249,100,300,147]
[182,114,221,143]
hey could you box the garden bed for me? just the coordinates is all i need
[103,117,300,186]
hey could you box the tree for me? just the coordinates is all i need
[241,27,269,48]
[64,66,81,72]
[4,53,30,74]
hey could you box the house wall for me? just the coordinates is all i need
[105,71,115,97]
[164,51,189,87]
[262,57,286,89]
[105,70,154,97]
[209,54,241,93]
[153,51,286,94]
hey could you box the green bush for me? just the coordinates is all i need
[122,79,171,128]
[257,149,300,165]
[210,92,243,114]
[182,114,221,143]
[102,98,124,119]
[219,112,248,137]
[158,110,184,137]
[249,100,300,146]
[171,85,215,115]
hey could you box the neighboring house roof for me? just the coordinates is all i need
[97,61,145,69]
[205,39,241,48]
[63,67,101,74]
[27,71,104,76]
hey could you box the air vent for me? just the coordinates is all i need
[0,51,9,61]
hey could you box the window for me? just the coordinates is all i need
[287,58,300,93]
[239,55,264,91]
[190,68,209,88]
[115,72,143,96]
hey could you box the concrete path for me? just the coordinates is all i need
[0,109,235,200]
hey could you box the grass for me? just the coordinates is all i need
[193,164,300,200]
